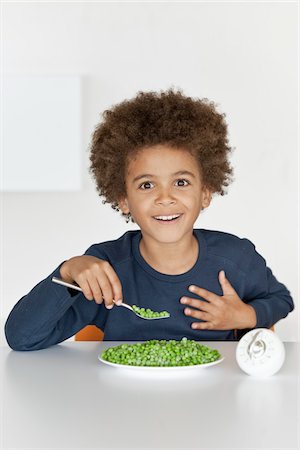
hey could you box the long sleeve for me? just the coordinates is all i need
[242,241,294,329]
[4,256,109,351]
[5,229,295,349]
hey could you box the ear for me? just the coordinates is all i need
[201,187,212,209]
[118,197,130,214]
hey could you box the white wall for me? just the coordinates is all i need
[1,1,298,343]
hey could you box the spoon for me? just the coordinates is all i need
[51,277,170,320]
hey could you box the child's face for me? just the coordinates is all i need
[118,145,211,242]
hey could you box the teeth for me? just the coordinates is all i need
[154,214,181,221]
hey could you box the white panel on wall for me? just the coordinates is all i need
[2,75,82,191]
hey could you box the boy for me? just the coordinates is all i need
[5,88,294,351]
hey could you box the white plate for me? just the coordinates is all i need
[98,355,224,370]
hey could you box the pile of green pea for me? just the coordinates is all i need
[132,304,170,319]
[101,337,221,367]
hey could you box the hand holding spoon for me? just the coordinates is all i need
[51,277,170,320]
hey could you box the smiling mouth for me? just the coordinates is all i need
[152,214,183,223]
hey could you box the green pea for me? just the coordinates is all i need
[101,338,221,367]
[131,304,170,319]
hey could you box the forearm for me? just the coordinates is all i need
[4,263,99,351]
[243,250,295,330]
[246,292,294,329]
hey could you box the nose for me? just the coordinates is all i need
[154,187,177,206]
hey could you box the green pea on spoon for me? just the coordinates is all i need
[51,277,170,320]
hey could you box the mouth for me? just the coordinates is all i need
[152,214,183,224]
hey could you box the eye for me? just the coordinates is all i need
[176,179,190,187]
[139,181,154,190]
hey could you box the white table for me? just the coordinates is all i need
[1,341,299,449]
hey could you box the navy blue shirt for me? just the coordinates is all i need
[5,229,294,351]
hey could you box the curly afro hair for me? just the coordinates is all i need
[89,87,234,223]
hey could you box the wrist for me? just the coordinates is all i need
[237,304,257,329]
[59,262,73,283]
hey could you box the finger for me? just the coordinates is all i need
[218,270,236,296]
[184,307,212,322]
[97,273,115,309]
[77,277,95,301]
[102,263,123,305]
[87,277,105,305]
[180,297,214,313]
[191,321,214,330]
[187,285,219,303]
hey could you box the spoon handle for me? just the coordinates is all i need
[52,277,82,291]
[116,302,133,311]
[51,277,131,309]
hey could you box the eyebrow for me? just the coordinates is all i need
[132,170,196,184]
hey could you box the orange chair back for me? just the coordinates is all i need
[75,325,104,341]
